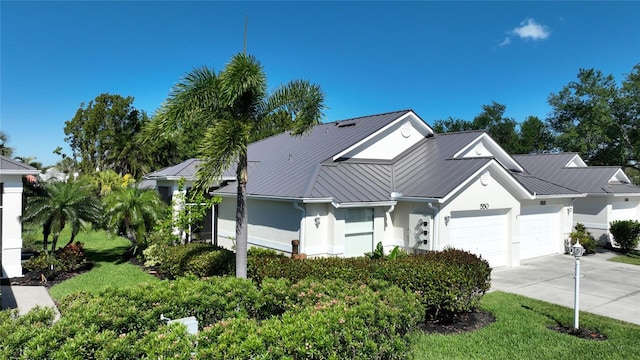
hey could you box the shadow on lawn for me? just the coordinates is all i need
[84,246,131,265]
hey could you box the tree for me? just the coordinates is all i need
[64,93,151,178]
[156,53,326,278]
[547,64,640,177]
[14,156,43,170]
[516,116,554,154]
[433,102,523,154]
[21,180,102,254]
[103,185,166,250]
[0,131,15,157]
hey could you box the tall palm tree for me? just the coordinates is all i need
[21,180,103,253]
[156,53,325,278]
[14,156,43,170]
[0,131,15,157]
[103,185,165,250]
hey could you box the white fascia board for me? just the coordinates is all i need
[0,169,40,175]
[452,133,524,172]
[393,196,442,204]
[214,192,334,203]
[440,160,533,204]
[331,111,432,161]
[609,169,632,184]
[534,193,587,199]
[331,201,397,208]
[612,193,640,197]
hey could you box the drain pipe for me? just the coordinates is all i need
[385,204,395,229]
[427,203,439,251]
[293,202,305,255]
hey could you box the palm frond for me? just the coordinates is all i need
[219,53,267,120]
[260,79,326,136]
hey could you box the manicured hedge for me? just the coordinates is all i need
[609,220,640,253]
[144,243,235,278]
[249,248,491,323]
[1,277,422,359]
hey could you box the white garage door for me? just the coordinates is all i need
[611,200,639,222]
[520,206,561,260]
[449,210,508,268]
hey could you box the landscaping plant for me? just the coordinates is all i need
[609,220,640,253]
[569,223,598,254]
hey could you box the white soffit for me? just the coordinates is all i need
[452,133,524,172]
[332,111,434,161]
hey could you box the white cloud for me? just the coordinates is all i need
[512,19,550,40]
[499,18,550,47]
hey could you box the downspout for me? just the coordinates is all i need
[293,202,305,255]
[427,203,439,251]
[385,204,395,229]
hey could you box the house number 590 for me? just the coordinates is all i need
[480,203,489,210]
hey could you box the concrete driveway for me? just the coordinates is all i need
[491,249,640,325]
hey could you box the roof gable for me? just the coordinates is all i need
[452,132,524,172]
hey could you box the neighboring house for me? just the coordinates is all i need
[1,155,39,278]
[148,110,640,267]
[513,153,640,245]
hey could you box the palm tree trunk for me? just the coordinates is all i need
[235,150,249,279]
[64,230,78,248]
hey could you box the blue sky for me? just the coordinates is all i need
[1,1,639,166]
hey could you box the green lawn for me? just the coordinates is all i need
[411,291,640,359]
[607,251,640,266]
[24,226,158,301]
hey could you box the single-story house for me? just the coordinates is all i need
[513,153,640,246]
[1,155,39,278]
[146,110,640,267]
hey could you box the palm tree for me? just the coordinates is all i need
[103,185,165,250]
[21,180,103,253]
[0,131,15,157]
[156,53,325,278]
[14,155,43,170]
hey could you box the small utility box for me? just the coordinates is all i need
[168,316,199,335]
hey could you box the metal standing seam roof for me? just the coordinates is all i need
[0,155,39,174]
[512,154,640,194]
[214,110,414,199]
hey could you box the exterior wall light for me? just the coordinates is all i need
[444,215,450,226]
[314,215,321,228]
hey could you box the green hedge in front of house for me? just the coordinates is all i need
[0,276,422,359]
[248,248,491,323]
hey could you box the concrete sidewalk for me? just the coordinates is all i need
[1,284,60,320]
[491,250,640,325]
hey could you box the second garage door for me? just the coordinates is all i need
[449,209,508,268]
[519,206,561,260]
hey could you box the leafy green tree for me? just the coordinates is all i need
[157,53,326,278]
[516,116,554,154]
[0,131,15,157]
[64,93,151,178]
[21,180,102,253]
[433,102,524,154]
[103,185,166,250]
[547,64,640,177]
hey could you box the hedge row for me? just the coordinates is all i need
[248,248,491,322]
[143,243,235,279]
[0,277,422,359]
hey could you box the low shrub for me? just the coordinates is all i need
[2,277,421,359]
[249,247,491,323]
[569,223,598,254]
[145,243,235,278]
[56,242,87,272]
[609,220,640,253]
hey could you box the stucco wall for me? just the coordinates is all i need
[216,197,301,254]
[1,175,25,278]
[573,197,609,243]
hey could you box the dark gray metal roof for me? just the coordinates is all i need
[146,158,201,179]
[512,174,581,196]
[0,155,39,174]
[512,154,640,194]
[214,110,414,199]
[310,162,393,202]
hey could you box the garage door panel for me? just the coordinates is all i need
[450,210,507,268]
[611,201,639,222]
[520,206,561,260]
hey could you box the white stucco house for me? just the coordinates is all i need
[146,110,640,267]
[1,155,39,278]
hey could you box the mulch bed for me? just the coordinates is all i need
[420,310,496,335]
[549,325,608,340]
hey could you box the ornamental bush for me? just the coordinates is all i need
[248,247,491,323]
[609,220,640,253]
[569,223,598,254]
[1,277,421,359]
[144,243,235,278]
